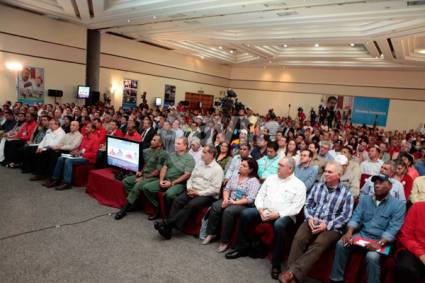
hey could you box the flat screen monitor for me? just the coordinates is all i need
[155,97,162,107]
[77,86,90,99]
[106,136,141,172]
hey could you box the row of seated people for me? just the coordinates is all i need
[115,135,425,283]
[0,110,148,190]
[1,105,424,283]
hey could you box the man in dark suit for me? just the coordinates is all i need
[140,117,155,150]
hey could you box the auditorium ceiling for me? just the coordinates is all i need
[3,0,425,69]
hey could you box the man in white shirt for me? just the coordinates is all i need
[35,121,82,181]
[29,119,65,180]
[36,119,66,151]
[225,157,306,280]
[361,146,384,176]
[155,144,223,240]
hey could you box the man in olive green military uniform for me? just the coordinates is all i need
[142,136,195,218]
[115,134,167,220]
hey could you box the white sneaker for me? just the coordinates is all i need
[201,235,216,245]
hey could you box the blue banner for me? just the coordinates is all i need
[351,97,390,127]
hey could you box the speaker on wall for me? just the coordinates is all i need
[47,89,63,97]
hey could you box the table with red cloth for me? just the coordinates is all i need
[86,168,157,215]
[86,168,126,208]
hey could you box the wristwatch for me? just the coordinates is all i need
[378,240,385,247]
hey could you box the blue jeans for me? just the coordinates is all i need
[330,234,381,283]
[272,215,293,267]
[52,156,88,184]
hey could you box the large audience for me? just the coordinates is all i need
[0,96,425,283]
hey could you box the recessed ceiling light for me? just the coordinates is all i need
[246,44,250,47]
[218,46,223,50]
[380,54,384,58]
[200,56,205,59]
[418,49,425,54]
[314,43,320,47]
[230,50,234,54]
[283,44,288,48]
[152,16,157,19]
[127,19,131,23]
[350,43,355,47]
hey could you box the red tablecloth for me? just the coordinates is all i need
[86,168,126,208]
[72,164,94,187]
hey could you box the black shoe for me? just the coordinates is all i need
[148,209,160,221]
[114,210,127,220]
[271,266,281,280]
[154,221,162,230]
[44,179,61,188]
[55,184,72,191]
[30,175,44,181]
[225,249,248,259]
[157,223,172,240]
[329,280,344,283]
[114,203,132,220]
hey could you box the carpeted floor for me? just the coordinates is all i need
[0,166,321,283]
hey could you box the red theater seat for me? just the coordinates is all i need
[183,207,209,236]
[86,168,126,208]
[360,174,371,188]
[72,164,94,187]
[157,191,210,236]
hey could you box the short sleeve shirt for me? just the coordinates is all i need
[165,152,195,180]
[143,148,168,176]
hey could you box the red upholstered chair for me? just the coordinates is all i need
[182,207,209,236]
[307,248,336,282]
[86,168,126,208]
[360,174,371,188]
[135,194,156,216]
[72,164,94,187]
[157,191,210,236]
[157,191,168,219]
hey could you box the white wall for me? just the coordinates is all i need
[230,67,425,130]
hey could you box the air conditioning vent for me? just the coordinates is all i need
[276,11,298,17]
[264,1,287,8]
[106,32,136,40]
[407,0,425,6]
[138,40,174,50]
[184,20,201,25]
[168,13,187,18]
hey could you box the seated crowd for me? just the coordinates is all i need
[1,97,425,283]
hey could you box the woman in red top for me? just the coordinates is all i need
[400,152,420,181]
[394,161,414,201]
[4,112,37,167]
[394,202,425,283]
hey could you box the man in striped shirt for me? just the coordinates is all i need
[279,161,354,283]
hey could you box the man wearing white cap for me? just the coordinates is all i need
[337,146,361,199]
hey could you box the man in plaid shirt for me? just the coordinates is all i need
[280,161,354,283]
